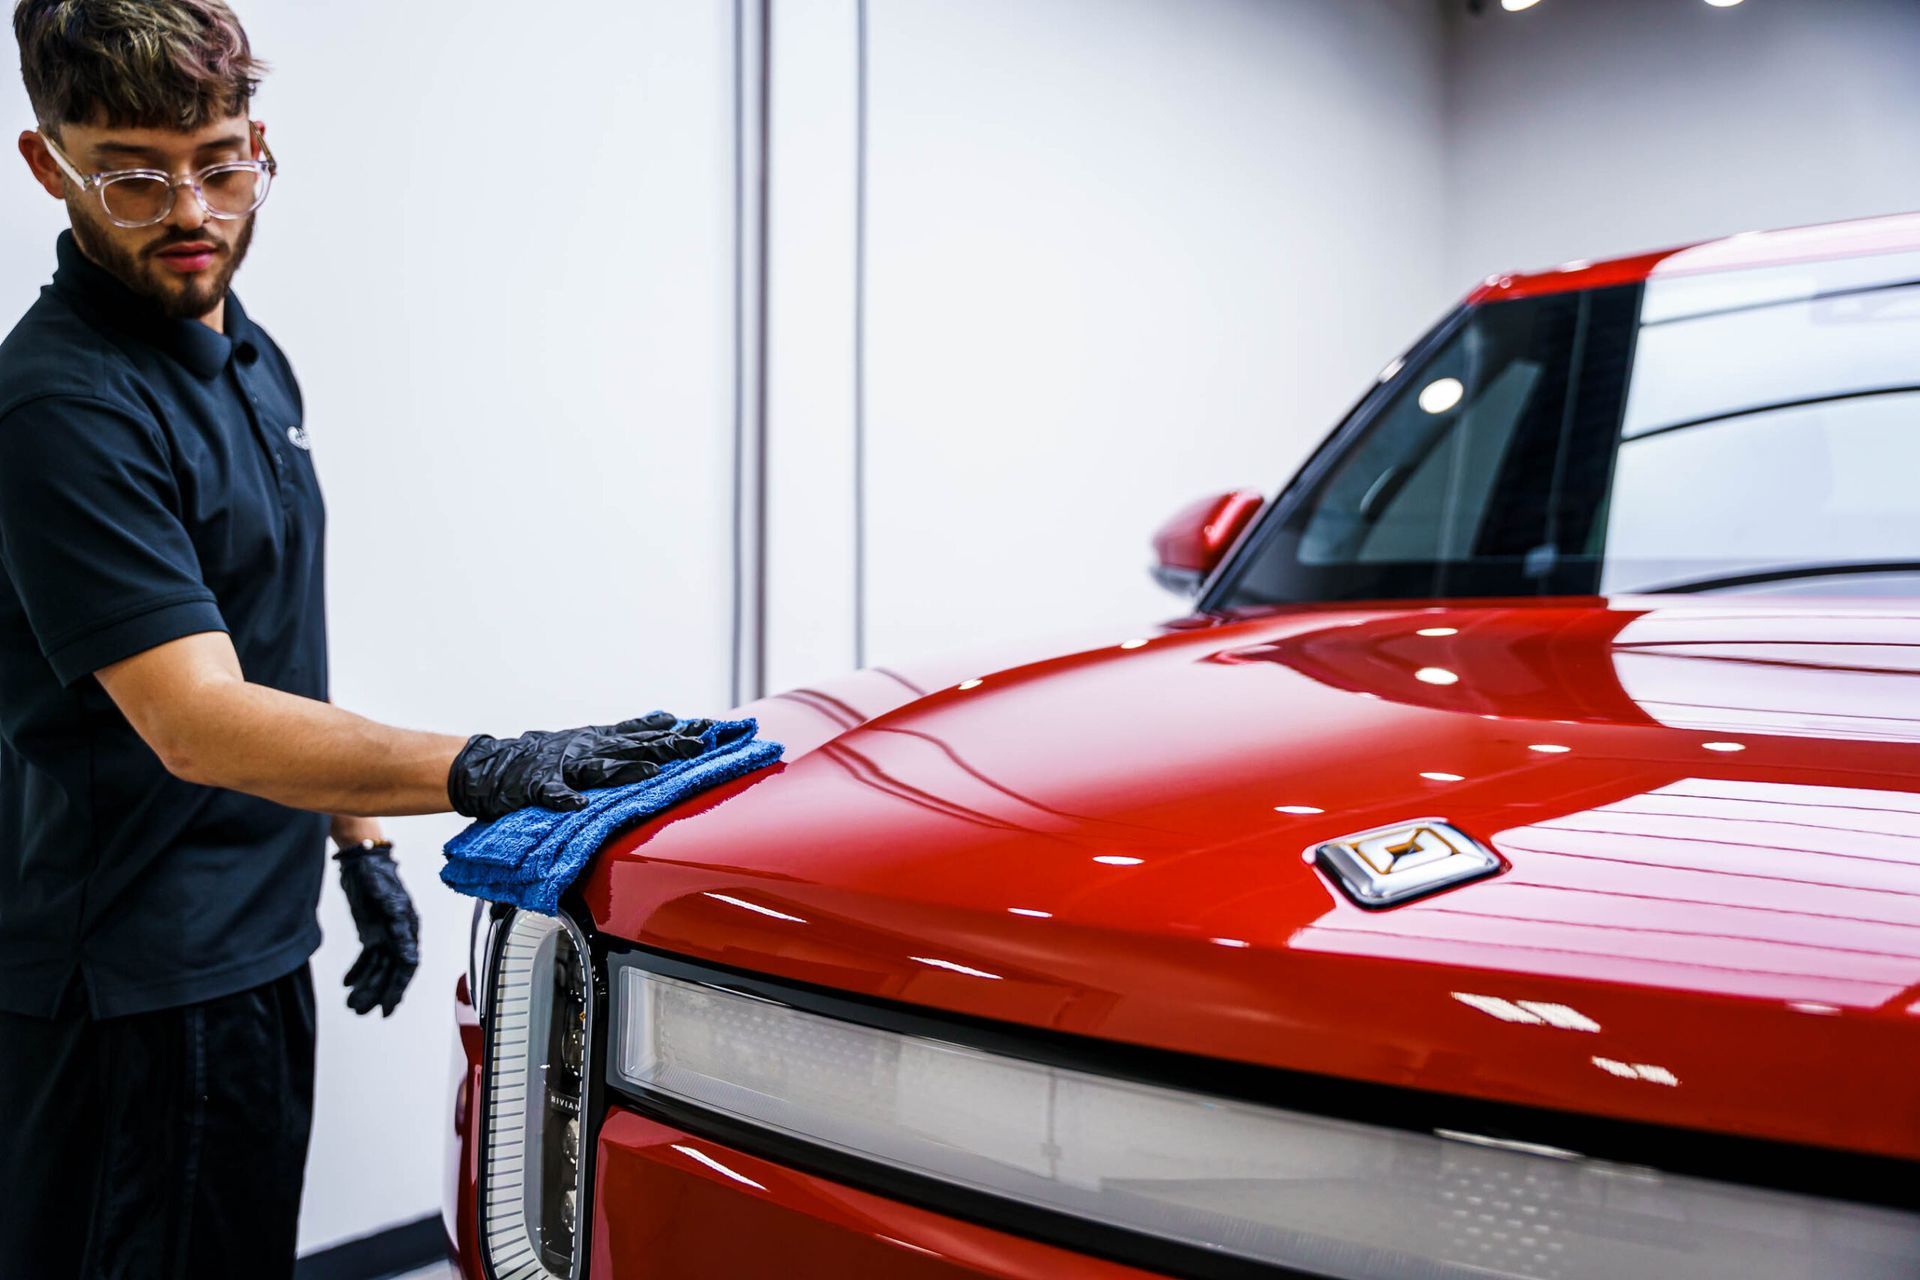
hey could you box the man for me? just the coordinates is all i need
[0,3,712,1276]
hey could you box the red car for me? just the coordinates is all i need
[444,212,1920,1280]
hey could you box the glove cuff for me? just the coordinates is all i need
[447,733,495,817]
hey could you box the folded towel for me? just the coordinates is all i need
[441,716,783,914]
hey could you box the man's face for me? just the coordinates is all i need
[42,113,259,322]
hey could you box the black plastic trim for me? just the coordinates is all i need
[293,1214,444,1280]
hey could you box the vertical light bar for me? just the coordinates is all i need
[481,912,591,1280]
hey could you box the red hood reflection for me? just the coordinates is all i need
[580,599,1920,1160]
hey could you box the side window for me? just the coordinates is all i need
[1319,360,1543,565]
[1219,287,1637,607]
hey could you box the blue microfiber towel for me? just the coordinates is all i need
[441,716,783,914]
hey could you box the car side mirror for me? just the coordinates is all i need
[1150,489,1264,597]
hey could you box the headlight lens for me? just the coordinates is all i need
[481,910,590,1280]
[611,961,1920,1280]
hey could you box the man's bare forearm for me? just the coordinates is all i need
[94,631,696,823]
[162,681,467,816]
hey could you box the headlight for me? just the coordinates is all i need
[609,955,1920,1280]
[480,910,590,1280]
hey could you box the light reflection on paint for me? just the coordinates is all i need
[911,956,1003,980]
[704,892,806,924]
[1593,1056,1679,1086]
[672,1144,767,1190]
[1452,992,1600,1032]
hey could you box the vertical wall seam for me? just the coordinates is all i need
[751,0,772,700]
[853,0,870,670]
[729,0,745,707]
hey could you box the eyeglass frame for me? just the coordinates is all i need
[36,121,278,228]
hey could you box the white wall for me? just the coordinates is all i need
[850,0,1453,669]
[765,0,863,695]
[0,0,739,1254]
[1443,0,1920,289]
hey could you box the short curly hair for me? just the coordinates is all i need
[14,0,265,134]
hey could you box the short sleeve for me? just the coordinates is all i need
[0,395,227,686]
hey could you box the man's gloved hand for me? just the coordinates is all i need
[448,711,715,822]
[336,840,420,1017]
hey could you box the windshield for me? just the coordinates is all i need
[1211,268,1920,608]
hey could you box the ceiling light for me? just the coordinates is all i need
[1417,377,1465,414]
[1501,0,1541,10]
[1704,0,1743,6]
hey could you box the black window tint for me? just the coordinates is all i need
[1217,286,1639,608]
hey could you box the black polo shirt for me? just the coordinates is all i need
[0,231,329,1019]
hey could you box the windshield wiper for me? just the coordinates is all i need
[1639,560,1920,594]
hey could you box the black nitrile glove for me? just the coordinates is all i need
[336,840,420,1017]
[447,711,714,822]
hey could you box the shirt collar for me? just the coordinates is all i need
[50,229,256,380]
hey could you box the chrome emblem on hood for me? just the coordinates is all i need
[1313,819,1499,908]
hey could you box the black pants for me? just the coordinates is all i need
[0,965,315,1280]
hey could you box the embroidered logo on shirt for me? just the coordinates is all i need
[286,424,312,451]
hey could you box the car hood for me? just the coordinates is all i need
[582,599,1920,1159]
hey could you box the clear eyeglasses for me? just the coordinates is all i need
[38,122,277,229]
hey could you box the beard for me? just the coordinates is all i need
[69,205,255,322]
